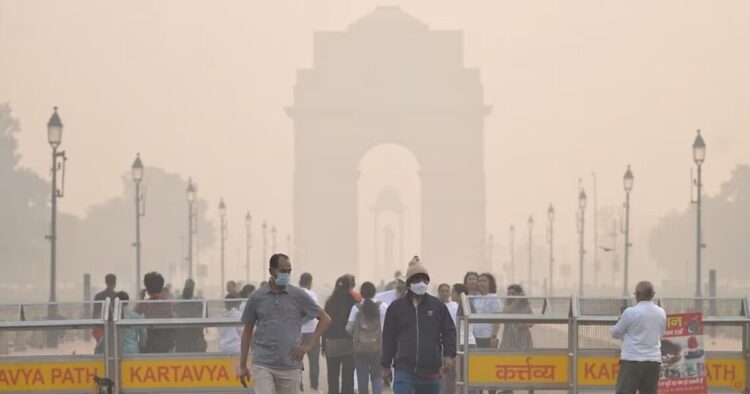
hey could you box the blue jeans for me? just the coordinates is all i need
[354,352,383,394]
[394,370,441,394]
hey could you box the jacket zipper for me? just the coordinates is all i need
[414,302,420,374]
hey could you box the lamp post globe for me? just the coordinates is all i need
[187,180,196,203]
[579,189,588,210]
[47,107,63,148]
[693,130,706,165]
[623,165,634,192]
[219,198,226,218]
[131,154,144,182]
[547,204,555,223]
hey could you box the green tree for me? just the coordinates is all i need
[650,165,750,293]
[61,167,215,295]
[0,103,51,294]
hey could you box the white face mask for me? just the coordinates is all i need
[410,281,429,296]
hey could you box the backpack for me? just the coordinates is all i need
[353,301,382,354]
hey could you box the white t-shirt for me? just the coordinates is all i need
[300,288,319,334]
[445,301,459,325]
[219,308,243,353]
[374,289,399,305]
[347,300,389,331]
[610,301,667,362]
[471,294,502,339]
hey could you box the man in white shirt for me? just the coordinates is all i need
[299,272,321,392]
[374,278,406,305]
[610,281,666,394]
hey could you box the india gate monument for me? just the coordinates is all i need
[287,7,491,284]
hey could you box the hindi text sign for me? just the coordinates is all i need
[468,354,568,385]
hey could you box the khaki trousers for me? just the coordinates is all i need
[253,364,301,394]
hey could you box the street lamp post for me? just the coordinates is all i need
[186,179,196,279]
[692,130,706,297]
[622,165,634,296]
[46,107,66,312]
[262,221,268,274]
[547,204,555,296]
[219,198,227,290]
[527,215,534,292]
[45,107,67,347]
[509,225,515,284]
[131,154,145,293]
[578,188,587,295]
[245,212,252,284]
[591,172,599,290]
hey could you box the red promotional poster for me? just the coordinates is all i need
[658,312,707,394]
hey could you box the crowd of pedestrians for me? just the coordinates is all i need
[89,254,665,394]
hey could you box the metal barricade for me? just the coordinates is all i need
[457,294,573,393]
[1,295,746,393]
[574,296,633,393]
[0,300,110,393]
[113,298,252,394]
[575,297,749,393]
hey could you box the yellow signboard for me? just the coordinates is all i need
[121,357,251,389]
[577,356,746,392]
[468,354,568,384]
[0,360,105,392]
[706,358,747,392]
[577,356,620,386]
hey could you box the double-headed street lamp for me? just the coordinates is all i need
[186,179,196,279]
[245,212,252,284]
[46,107,67,306]
[578,188,588,295]
[131,154,145,293]
[692,130,706,297]
[547,204,555,296]
[219,199,227,290]
[622,165,634,296]
[527,215,534,292]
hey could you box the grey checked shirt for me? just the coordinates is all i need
[241,284,322,369]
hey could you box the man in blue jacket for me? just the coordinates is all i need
[382,256,457,394]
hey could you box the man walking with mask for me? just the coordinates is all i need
[382,256,457,394]
[239,254,332,393]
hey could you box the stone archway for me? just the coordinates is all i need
[287,7,491,284]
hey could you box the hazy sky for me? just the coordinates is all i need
[2,1,749,284]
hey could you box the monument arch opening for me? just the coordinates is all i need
[358,143,421,283]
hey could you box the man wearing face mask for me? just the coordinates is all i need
[239,254,332,393]
[381,256,457,394]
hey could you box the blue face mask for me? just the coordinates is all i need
[275,272,291,287]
